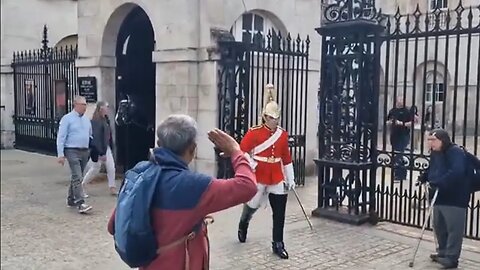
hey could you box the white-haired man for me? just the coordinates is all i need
[56,95,93,213]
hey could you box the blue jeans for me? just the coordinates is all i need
[391,134,409,180]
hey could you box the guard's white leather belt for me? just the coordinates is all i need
[253,156,282,163]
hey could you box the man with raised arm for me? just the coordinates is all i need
[107,114,257,270]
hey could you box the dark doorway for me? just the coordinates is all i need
[115,7,156,171]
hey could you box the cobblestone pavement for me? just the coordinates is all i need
[1,150,479,270]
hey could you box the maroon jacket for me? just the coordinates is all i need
[108,150,257,270]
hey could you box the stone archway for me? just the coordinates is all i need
[413,61,452,130]
[229,9,289,43]
[54,34,78,48]
[102,4,156,172]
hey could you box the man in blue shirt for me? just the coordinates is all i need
[57,96,93,213]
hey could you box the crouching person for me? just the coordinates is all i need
[107,114,257,270]
[421,129,470,269]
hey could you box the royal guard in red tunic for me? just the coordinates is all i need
[237,84,295,259]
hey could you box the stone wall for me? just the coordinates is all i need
[75,0,322,176]
[0,0,77,148]
[4,0,477,177]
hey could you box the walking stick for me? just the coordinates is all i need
[408,187,439,268]
[292,188,314,230]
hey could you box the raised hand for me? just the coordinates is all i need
[207,128,240,157]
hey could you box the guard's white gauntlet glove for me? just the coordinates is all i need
[284,163,296,190]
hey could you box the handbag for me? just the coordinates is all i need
[89,138,99,162]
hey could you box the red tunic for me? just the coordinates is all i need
[240,124,293,185]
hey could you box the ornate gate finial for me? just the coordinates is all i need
[323,0,380,24]
[41,25,49,51]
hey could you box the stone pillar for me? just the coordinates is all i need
[153,44,220,175]
[151,0,225,176]
[0,58,15,149]
[153,49,201,167]
[76,57,117,140]
[196,44,222,176]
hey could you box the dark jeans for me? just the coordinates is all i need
[65,148,90,205]
[391,134,409,180]
[433,205,466,262]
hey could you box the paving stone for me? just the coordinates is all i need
[1,150,479,270]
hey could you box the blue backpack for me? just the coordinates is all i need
[114,160,162,268]
[464,149,480,192]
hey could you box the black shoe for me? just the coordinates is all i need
[66,199,75,207]
[238,221,249,243]
[436,257,458,269]
[429,253,444,262]
[272,241,289,259]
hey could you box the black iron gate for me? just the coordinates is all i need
[313,1,383,225]
[314,0,479,240]
[216,31,310,185]
[376,2,480,240]
[11,26,78,154]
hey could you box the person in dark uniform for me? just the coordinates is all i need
[236,84,296,259]
[387,96,414,182]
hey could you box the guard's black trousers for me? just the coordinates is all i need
[239,193,288,242]
[269,193,288,242]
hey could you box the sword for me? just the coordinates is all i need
[291,188,314,230]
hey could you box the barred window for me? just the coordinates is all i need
[425,71,445,103]
[426,83,445,103]
[430,0,448,10]
[230,12,279,48]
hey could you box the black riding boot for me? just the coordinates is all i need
[269,193,289,259]
[272,241,289,259]
[238,204,257,243]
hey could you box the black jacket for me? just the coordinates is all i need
[90,117,113,158]
[425,145,470,208]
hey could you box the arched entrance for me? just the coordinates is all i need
[115,6,156,171]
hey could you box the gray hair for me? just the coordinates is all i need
[156,114,198,154]
[74,95,86,104]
